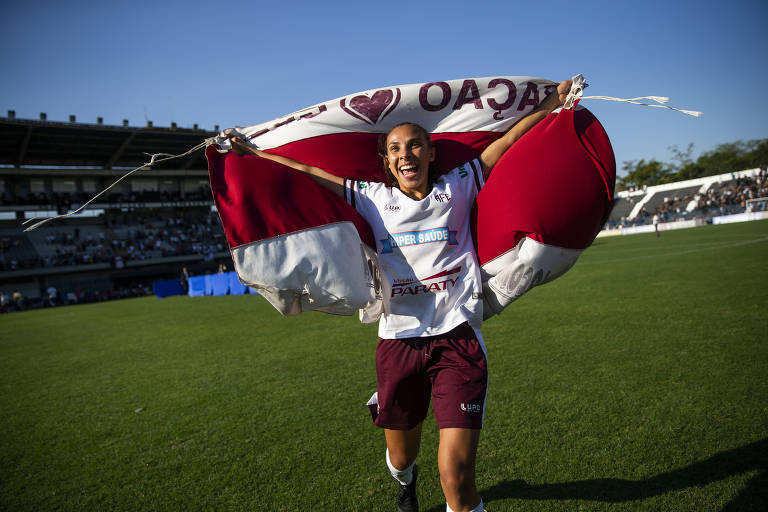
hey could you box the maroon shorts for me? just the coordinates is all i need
[371,322,488,430]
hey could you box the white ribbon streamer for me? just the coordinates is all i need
[581,94,702,117]
[22,141,207,232]
[563,73,701,117]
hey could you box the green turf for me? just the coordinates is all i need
[2,220,767,511]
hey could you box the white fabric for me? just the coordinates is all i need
[386,448,414,486]
[446,500,483,512]
[209,77,558,151]
[230,222,380,316]
[562,73,588,110]
[204,76,560,320]
[480,237,583,318]
[346,160,485,338]
[581,94,702,117]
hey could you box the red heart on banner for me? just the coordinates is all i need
[341,89,401,125]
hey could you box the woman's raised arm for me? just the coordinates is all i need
[479,79,572,178]
[229,136,345,198]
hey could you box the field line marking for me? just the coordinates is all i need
[581,235,768,265]
[603,239,764,255]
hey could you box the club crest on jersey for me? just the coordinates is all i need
[380,227,457,254]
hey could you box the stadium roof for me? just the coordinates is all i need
[0,114,217,170]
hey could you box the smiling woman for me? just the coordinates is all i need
[379,123,436,199]
[206,76,618,326]
[217,78,580,512]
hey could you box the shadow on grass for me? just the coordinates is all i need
[424,438,767,512]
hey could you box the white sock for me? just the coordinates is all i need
[446,499,484,512]
[385,448,414,486]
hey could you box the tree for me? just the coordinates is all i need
[744,139,768,169]
[674,140,767,180]
[619,138,768,188]
[693,142,750,177]
[668,143,702,181]
[618,159,673,189]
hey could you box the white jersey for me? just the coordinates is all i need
[346,159,485,339]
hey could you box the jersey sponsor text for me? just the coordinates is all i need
[381,227,457,253]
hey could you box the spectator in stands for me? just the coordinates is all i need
[612,173,766,229]
[0,291,8,313]
[46,285,58,307]
[12,290,24,311]
[180,266,190,293]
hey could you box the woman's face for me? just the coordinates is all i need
[385,124,435,200]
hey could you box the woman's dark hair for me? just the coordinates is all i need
[377,122,438,189]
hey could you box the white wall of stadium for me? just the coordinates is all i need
[598,211,768,238]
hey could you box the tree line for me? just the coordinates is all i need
[618,139,768,191]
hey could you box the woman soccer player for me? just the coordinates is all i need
[229,79,572,512]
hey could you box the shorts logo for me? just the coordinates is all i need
[458,165,468,179]
[461,403,482,413]
[381,227,457,254]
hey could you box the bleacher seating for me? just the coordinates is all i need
[0,228,40,271]
[2,207,229,273]
[1,131,764,313]
[640,184,703,217]
[607,168,767,229]
[607,196,635,224]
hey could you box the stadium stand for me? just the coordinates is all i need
[1,111,766,311]
[0,112,233,310]
[605,167,767,230]
[639,185,702,216]
[604,196,637,229]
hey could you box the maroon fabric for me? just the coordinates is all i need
[207,144,376,249]
[472,106,616,264]
[206,132,499,251]
[261,131,499,181]
[263,132,387,182]
[207,108,614,265]
[374,322,488,430]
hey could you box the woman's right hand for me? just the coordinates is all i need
[228,135,255,156]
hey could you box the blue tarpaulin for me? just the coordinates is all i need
[187,275,207,297]
[229,272,247,295]
[154,271,258,298]
[152,279,186,298]
[211,273,230,296]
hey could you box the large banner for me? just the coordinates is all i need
[206,76,615,319]
[213,76,559,182]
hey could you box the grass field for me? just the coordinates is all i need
[2,220,767,511]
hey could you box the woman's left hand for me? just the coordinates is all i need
[554,79,573,107]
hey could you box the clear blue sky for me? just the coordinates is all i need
[1,0,766,174]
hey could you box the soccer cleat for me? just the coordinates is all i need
[396,464,418,512]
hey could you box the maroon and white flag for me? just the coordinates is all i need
[206,75,615,319]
